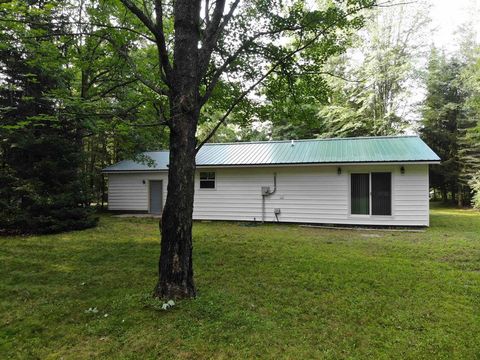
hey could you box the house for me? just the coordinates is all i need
[103,136,440,226]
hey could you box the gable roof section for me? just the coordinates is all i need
[103,136,440,172]
[104,151,170,172]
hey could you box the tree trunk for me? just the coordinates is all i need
[441,186,448,203]
[153,92,199,298]
[153,0,201,299]
[153,114,197,299]
[458,185,463,208]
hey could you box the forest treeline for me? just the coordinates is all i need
[1,1,479,233]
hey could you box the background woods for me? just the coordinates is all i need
[2,1,478,220]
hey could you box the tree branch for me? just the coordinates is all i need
[196,2,373,150]
[118,0,157,35]
[376,1,417,8]
[118,47,169,96]
[204,0,211,27]
[199,0,241,78]
[153,0,173,83]
[281,70,363,83]
[87,69,112,89]
[153,101,171,127]
[196,69,270,152]
[116,0,172,85]
[129,121,169,127]
[199,26,306,105]
[0,17,156,42]
[91,78,139,99]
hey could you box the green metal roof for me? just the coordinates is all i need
[103,136,440,172]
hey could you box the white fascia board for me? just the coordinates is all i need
[195,161,440,168]
[102,161,439,173]
[102,169,169,174]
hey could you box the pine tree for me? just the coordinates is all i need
[420,48,472,205]
[0,2,97,234]
[459,42,480,207]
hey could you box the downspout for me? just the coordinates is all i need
[261,172,277,223]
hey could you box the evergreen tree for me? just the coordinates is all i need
[0,1,97,234]
[460,42,480,207]
[420,48,467,204]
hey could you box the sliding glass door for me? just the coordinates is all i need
[351,172,392,216]
[371,172,392,215]
[351,174,370,214]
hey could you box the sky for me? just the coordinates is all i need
[428,0,480,52]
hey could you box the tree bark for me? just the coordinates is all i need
[153,0,201,299]
[457,185,463,208]
[441,186,448,203]
[153,111,198,299]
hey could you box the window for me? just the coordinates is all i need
[351,172,391,216]
[200,172,215,189]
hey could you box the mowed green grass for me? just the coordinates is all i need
[1,206,480,359]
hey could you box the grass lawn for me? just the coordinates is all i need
[1,206,480,359]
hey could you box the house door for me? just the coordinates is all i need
[149,180,163,214]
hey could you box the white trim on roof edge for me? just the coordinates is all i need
[102,160,440,173]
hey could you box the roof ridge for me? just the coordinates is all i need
[144,135,420,152]
[202,135,418,146]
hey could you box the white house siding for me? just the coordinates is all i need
[107,172,168,211]
[107,164,430,226]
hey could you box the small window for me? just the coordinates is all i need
[200,172,215,189]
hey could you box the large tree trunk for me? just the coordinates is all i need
[153,0,201,299]
[153,114,198,299]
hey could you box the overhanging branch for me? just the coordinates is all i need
[118,0,157,35]
[199,26,307,105]
[118,48,170,97]
[199,0,241,79]
[0,17,157,42]
[154,0,173,83]
[195,68,272,152]
[196,2,375,150]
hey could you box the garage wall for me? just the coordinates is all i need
[107,164,430,226]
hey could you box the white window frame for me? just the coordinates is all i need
[199,171,216,190]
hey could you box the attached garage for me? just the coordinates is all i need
[103,136,440,226]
